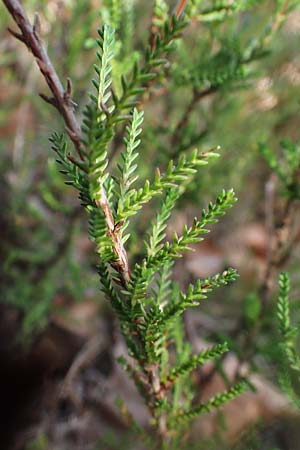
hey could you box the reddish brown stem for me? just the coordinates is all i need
[3,0,85,161]
[175,0,188,18]
[170,87,216,150]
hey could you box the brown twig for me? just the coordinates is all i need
[3,0,84,161]
[175,0,188,18]
[170,87,216,151]
[259,173,276,307]
[3,0,131,284]
[60,334,105,406]
[259,192,295,307]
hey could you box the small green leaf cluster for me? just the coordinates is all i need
[153,0,169,28]
[276,273,300,408]
[114,15,187,113]
[169,380,248,425]
[277,273,300,372]
[260,140,300,199]
[100,0,123,32]
[96,24,115,112]
[187,0,263,23]
[172,0,275,102]
[173,35,265,94]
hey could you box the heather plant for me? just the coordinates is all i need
[49,17,246,446]
[2,0,300,448]
[2,0,296,336]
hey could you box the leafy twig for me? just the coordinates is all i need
[3,0,131,284]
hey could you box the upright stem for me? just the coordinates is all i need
[148,363,170,445]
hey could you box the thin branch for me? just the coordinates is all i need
[175,0,188,18]
[170,86,216,152]
[259,173,276,307]
[60,334,105,405]
[3,0,84,160]
[259,194,294,307]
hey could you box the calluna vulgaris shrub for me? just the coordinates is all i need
[3,0,300,448]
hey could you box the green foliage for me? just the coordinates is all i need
[146,189,180,258]
[277,273,292,338]
[187,0,264,21]
[260,140,300,199]
[96,25,115,113]
[25,433,48,450]
[115,108,144,231]
[115,148,220,222]
[276,273,300,408]
[153,0,169,28]
[4,0,300,448]
[166,342,228,383]
[49,10,245,443]
[173,38,263,93]
[170,380,248,425]
[243,293,261,327]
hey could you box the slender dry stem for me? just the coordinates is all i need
[170,86,216,152]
